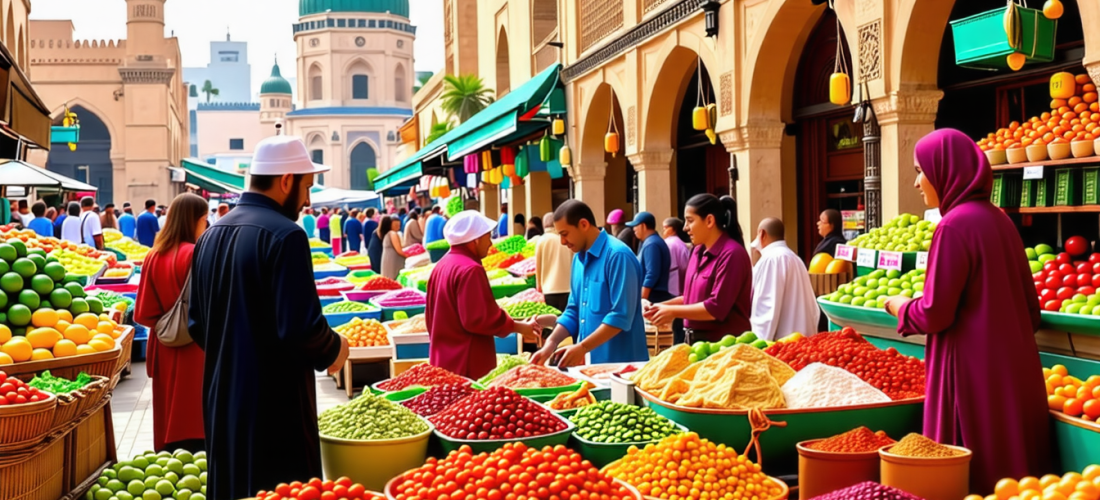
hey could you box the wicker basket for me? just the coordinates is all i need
[115,326,134,375]
[70,399,111,490]
[0,435,66,500]
[49,376,110,434]
[0,392,58,453]
[1,344,121,381]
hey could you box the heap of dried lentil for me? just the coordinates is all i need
[805,427,895,453]
[888,433,965,458]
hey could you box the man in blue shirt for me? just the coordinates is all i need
[496,203,509,238]
[423,206,446,244]
[625,211,673,304]
[531,200,649,367]
[118,202,136,239]
[27,202,53,237]
[135,199,160,247]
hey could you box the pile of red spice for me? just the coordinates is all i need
[377,364,469,391]
[805,426,895,453]
[487,364,577,389]
[401,382,478,417]
[429,387,568,440]
[359,276,402,291]
[495,253,526,270]
[764,327,925,400]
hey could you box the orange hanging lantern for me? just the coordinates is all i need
[482,150,493,171]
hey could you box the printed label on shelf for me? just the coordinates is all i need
[834,244,856,262]
[856,248,877,268]
[1023,166,1044,180]
[915,252,929,270]
[877,251,904,271]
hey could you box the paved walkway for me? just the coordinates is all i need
[110,362,349,458]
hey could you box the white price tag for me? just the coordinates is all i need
[1023,166,1044,180]
[834,244,856,262]
[877,251,904,271]
[915,252,929,270]
[856,248,877,268]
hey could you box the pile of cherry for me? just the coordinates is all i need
[429,387,567,440]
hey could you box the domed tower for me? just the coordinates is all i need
[259,58,293,130]
[286,0,415,190]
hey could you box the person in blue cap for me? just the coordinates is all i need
[626,211,673,304]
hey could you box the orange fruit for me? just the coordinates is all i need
[997,478,1021,499]
[965,495,984,500]
[1022,492,1042,500]
[1078,386,1093,399]
[1084,465,1100,482]
[1053,99,1068,109]
[1077,74,1092,85]
[1065,398,1085,416]
[88,339,113,352]
[1043,475,1063,489]
[75,344,96,355]
[1050,394,1068,410]
[63,324,91,345]
[52,339,77,358]
[1075,481,1099,499]
[26,327,61,349]
[0,352,12,365]
[1022,477,1043,492]
[1070,97,1084,107]
[74,313,99,331]
[30,348,53,361]
[31,308,58,328]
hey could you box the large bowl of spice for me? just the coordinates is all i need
[796,427,896,499]
[879,433,972,500]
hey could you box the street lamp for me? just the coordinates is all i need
[702,0,721,38]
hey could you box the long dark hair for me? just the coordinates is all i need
[153,193,209,255]
[686,194,743,246]
[379,215,395,238]
[664,218,690,243]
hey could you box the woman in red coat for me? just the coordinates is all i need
[136,193,210,452]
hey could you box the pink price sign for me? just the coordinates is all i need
[877,251,904,271]
[834,244,856,262]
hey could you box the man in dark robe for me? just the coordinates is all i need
[189,135,349,500]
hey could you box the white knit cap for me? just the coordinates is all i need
[444,210,497,246]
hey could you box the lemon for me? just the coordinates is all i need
[74,313,99,331]
[0,324,9,344]
[97,321,115,335]
[76,344,97,355]
[88,339,113,352]
[53,339,77,357]
[63,324,92,344]
[31,308,59,328]
[31,348,54,360]
[0,352,13,365]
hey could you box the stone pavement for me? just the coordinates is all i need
[110,361,350,458]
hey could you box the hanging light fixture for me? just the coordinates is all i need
[828,5,851,106]
[701,0,720,38]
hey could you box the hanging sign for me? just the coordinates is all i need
[834,244,857,262]
[876,251,904,271]
[915,252,929,270]
[856,248,877,268]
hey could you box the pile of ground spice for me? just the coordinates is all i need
[807,481,926,500]
[488,364,577,389]
[805,426,895,453]
[889,433,965,458]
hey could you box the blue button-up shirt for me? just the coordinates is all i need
[558,230,649,364]
[637,233,671,293]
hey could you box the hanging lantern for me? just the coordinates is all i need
[482,170,491,184]
[604,132,619,157]
[466,173,478,189]
[419,176,431,192]
[516,147,530,178]
[482,150,493,171]
[1006,52,1026,71]
[438,179,451,199]
[705,129,717,146]
[429,177,440,198]
[553,117,565,136]
[540,134,553,162]
[692,106,708,131]
[828,17,851,106]
[1051,72,1075,99]
[491,167,503,184]
[503,163,516,177]
[501,146,516,176]
[464,154,479,174]
[559,144,572,167]
[1043,0,1064,19]
[707,104,717,129]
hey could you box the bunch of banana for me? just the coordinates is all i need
[1003,1,1021,50]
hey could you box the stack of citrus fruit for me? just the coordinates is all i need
[977,73,1098,155]
[0,311,121,364]
[1045,364,1100,421]
[965,465,1100,500]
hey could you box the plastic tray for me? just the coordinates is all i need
[511,381,585,398]
[432,404,575,454]
[343,289,393,302]
[370,377,482,395]
[818,297,898,329]
[1040,311,1100,336]
[319,296,343,308]
[635,388,924,475]
[95,266,135,285]
[325,308,383,326]
[570,422,688,468]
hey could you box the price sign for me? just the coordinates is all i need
[834,244,856,262]
[1023,165,1044,180]
[856,248,877,268]
[877,251,904,271]
[915,252,929,270]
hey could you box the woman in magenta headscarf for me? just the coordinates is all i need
[884,129,1050,493]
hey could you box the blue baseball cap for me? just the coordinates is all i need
[624,211,656,228]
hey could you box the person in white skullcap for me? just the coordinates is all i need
[425,210,540,379]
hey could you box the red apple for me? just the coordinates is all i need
[1058,287,1076,300]
[1045,299,1064,311]
[1041,288,1057,302]
[1079,286,1097,296]
[1045,261,1059,272]
[1092,274,1100,288]
[1034,271,1047,281]
[1079,273,1093,287]
[1066,236,1090,257]
[1058,252,1072,265]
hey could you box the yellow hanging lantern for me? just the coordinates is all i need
[829,73,851,105]
[552,117,565,136]
[491,167,503,184]
[559,144,572,166]
[692,106,708,131]
[482,170,490,183]
[503,163,516,177]
[438,180,451,199]
[604,132,619,158]
[1050,72,1075,99]
[482,150,493,171]
[1006,52,1026,71]
[705,129,717,146]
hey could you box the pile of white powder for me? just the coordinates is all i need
[781,362,891,409]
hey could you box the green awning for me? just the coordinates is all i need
[374,63,565,196]
[182,158,246,191]
[186,169,242,194]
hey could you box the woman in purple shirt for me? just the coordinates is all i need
[643,194,753,343]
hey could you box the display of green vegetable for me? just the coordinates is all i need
[521,241,536,258]
[28,370,93,394]
[503,301,561,318]
[426,239,451,251]
[848,213,935,252]
[323,301,375,313]
[494,236,527,255]
[477,355,529,385]
[319,393,429,440]
[93,290,133,310]
[570,401,682,443]
[446,196,465,218]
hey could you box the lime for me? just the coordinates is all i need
[117,491,135,500]
[106,468,119,479]
[0,261,9,275]
[63,273,82,283]
[118,466,144,483]
[87,297,104,314]
[44,262,66,282]
[65,282,86,298]
[173,450,193,464]
[178,475,201,492]
[88,484,102,500]
[95,488,114,500]
[27,254,46,272]
[18,290,40,310]
[191,493,204,500]
[30,275,54,295]
[181,464,200,477]
[157,451,171,458]
[165,458,184,475]
[38,300,52,310]
[106,479,125,492]
[8,304,31,326]
[193,452,205,461]
[0,244,16,263]
[143,477,161,490]
[163,472,179,485]
[155,480,175,496]
[49,288,72,308]
[70,297,89,314]
[127,480,146,496]
[131,457,148,470]
[143,491,162,500]
[5,240,25,258]
[0,293,7,310]
[194,459,206,472]
[0,272,22,293]
[98,476,109,487]
[156,457,170,467]
[11,258,35,278]
[27,248,45,258]
[174,489,192,500]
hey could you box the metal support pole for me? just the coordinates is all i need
[727,153,738,199]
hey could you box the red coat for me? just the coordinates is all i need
[135,244,205,450]
[425,246,515,379]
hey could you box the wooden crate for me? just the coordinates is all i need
[68,399,112,491]
[809,272,852,297]
[645,324,674,355]
[0,435,66,500]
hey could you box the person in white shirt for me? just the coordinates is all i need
[749,218,819,341]
[78,196,104,249]
[16,200,33,227]
[60,202,83,243]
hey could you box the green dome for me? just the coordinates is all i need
[299,0,409,18]
[260,62,293,95]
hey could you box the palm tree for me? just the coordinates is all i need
[425,122,454,144]
[201,80,220,103]
[441,74,494,123]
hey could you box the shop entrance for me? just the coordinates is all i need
[46,106,113,204]
[793,10,859,259]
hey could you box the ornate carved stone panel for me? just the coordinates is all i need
[644,0,669,14]
[720,71,733,116]
[858,20,882,82]
[627,106,637,146]
[579,0,623,52]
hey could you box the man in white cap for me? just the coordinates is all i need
[188,135,349,500]
[426,210,539,379]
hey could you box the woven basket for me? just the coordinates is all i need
[1,344,121,381]
[0,435,66,500]
[0,392,58,453]
[115,326,134,375]
[49,376,110,434]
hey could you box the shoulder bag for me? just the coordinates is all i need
[148,250,194,347]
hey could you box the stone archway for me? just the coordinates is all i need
[496,29,511,97]
[575,83,628,225]
[46,105,113,203]
[349,141,376,191]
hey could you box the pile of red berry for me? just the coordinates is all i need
[359,276,402,291]
[495,253,526,270]
[255,477,383,500]
[378,364,469,392]
[764,327,925,400]
[0,370,49,406]
[429,386,567,440]
[402,382,478,417]
[390,443,635,500]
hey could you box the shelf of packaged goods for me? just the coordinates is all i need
[991,155,1100,171]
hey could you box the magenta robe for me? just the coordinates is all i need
[898,129,1050,494]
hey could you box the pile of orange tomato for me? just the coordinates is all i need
[977,74,1099,152]
[1045,364,1100,421]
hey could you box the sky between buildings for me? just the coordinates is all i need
[29,0,445,100]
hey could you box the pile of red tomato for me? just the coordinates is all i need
[429,387,567,440]
[402,382,478,417]
[255,477,383,500]
[1033,236,1100,312]
[764,327,925,400]
[377,364,470,392]
[0,370,49,405]
[359,276,402,291]
[390,443,636,500]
